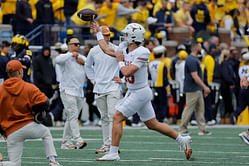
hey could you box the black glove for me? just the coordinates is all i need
[34,111,47,124]
[0,125,6,136]
[32,99,49,124]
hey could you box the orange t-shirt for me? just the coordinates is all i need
[0,78,47,137]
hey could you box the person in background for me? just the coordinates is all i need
[190,0,210,34]
[10,34,32,82]
[0,41,11,85]
[174,1,195,33]
[33,44,56,99]
[0,60,62,166]
[85,26,122,154]
[56,36,87,150]
[64,0,79,26]
[151,0,174,39]
[1,0,17,24]
[179,42,212,136]
[149,45,169,123]
[15,0,33,35]
[175,50,188,124]
[238,54,249,145]
[83,43,101,126]
[233,52,249,123]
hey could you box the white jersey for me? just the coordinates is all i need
[148,59,161,86]
[123,46,150,90]
[85,43,120,94]
[239,65,249,80]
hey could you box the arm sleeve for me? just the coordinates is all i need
[55,53,72,65]
[84,50,95,83]
[30,85,48,107]
[132,48,150,68]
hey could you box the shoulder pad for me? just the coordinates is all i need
[26,50,32,56]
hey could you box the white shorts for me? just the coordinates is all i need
[115,86,155,122]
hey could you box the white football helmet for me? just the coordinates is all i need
[121,23,145,44]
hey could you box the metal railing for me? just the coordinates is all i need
[25,24,95,46]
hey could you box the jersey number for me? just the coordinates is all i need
[125,75,135,84]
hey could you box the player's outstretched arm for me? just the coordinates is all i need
[91,21,115,57]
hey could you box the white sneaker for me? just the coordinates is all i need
[207,120,216,126]
[96,145,110,154]
[61,141,76,149]
[239,131,249,145]
[180,136,192,160]
[96,152,120,161]
[49,161,63,166]
[190,120,197,126]
[83,120,91,126]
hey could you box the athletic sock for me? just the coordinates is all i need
[110,146,119,153]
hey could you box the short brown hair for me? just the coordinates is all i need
[7,70,19,78]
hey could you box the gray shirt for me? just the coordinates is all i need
[183,54,203,92]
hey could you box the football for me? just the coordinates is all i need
[77,8,98,21]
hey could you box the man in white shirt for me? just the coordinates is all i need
[85,26,121,154]
[56,36,87,150]
[91,21,192,161]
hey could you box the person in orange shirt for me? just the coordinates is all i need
[0,60,62,166]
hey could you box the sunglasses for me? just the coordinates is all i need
[69,43,81,46]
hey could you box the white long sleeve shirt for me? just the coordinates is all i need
[56,52,86,97]
[85,43,120,94]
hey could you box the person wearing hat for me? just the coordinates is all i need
[175,50,188,123]
[85,25,122,154]
[0,60,62,166]
[148,45,170,123]
[170,44,187,80]
[33,45,55,99]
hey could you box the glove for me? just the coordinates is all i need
[0,125,5,136]
[34,111,47,124]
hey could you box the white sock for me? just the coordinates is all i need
[176,134,183,144]
[49,156,56,162]
[110,146,119,153]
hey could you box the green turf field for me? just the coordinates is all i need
[1,125,249,166]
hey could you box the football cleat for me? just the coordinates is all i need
[76,141,87,149]
[96,152,120,161]
[180,136,192,160]
[61,141,76,150]
[239,131,249,145]
[49,161,63,166]
[96,145,110,154]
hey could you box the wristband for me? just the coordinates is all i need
[96,32,104,41]
[118,61,125,69]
